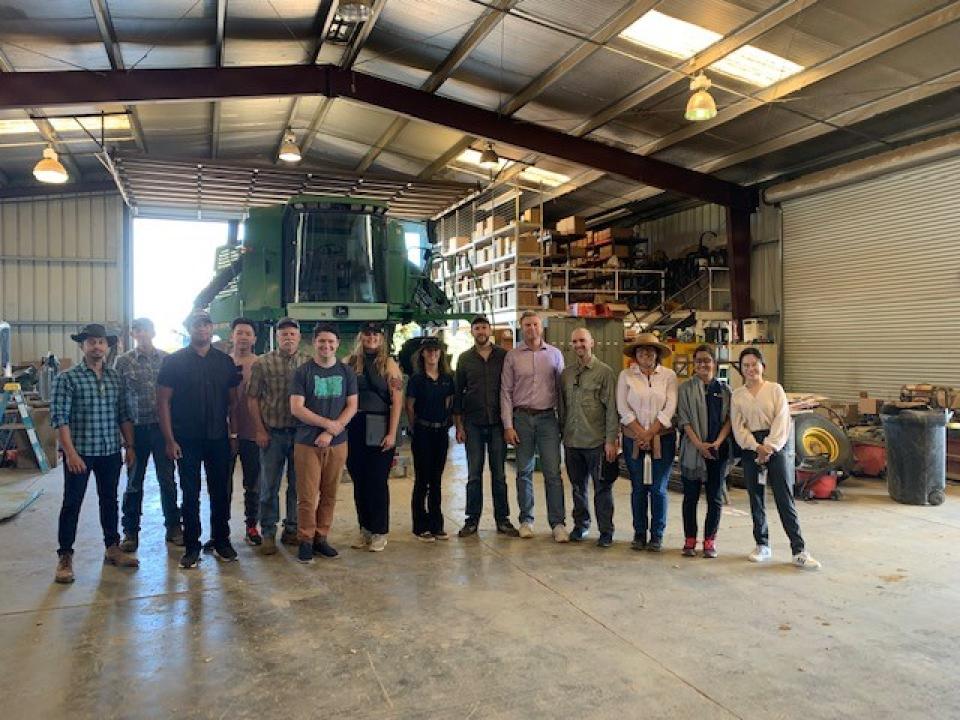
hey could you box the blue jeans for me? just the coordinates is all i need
[121,423,179,533]
[623,433,676,541]
[463,421,509,524]
[513,411,565,527]
[259,428,298,537]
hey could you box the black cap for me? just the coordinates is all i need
[420,336,442,349]
[360,321,384,334]
[131,317,154,333]
[277,316,300,330]
[71,323,118,346]
[313,322,340,339]
[470,315,491,327]
[185,310,213,327]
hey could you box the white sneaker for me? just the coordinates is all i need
[518,522,534,539]
[552,524,570,543]
[350,529,372,549]
[748,545,772,563]
[416,532,436,543]
[792,551,821,570]
[369,534,388,552]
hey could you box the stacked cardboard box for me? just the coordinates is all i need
[556,215,586,235]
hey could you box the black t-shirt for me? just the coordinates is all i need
[407,372,455,424]
[157,346,241,440]
[289,360,358,447]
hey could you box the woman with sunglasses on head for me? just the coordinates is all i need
[731,347,820,570]
[676,345,731,558]
[345,322,403,553]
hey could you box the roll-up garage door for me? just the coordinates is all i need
[782,154,960,402]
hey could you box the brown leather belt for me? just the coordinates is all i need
[514,407,555,415]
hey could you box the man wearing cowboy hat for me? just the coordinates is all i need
[52,323,139,584]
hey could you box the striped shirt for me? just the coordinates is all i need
[51,361,132,456]
[247,349,312,429]
[115,346,167,425]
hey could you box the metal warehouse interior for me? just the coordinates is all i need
[0,1,958,719]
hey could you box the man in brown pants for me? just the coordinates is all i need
[289,323,358,563]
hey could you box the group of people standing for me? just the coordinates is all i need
[49,308,819,584]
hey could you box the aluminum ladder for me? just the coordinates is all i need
[1,382,50,472]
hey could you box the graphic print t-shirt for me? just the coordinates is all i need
[290,360,358,446]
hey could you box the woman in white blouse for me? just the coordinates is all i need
[730,347,820,569]
[616,334,678,552]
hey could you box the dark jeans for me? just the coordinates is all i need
[346,413,394,535]
[57,453,123,555]
[177,437,232,554]
[622,433,676,541]
[681,458,725,540]
[230,438,260,528]
[743,430,805,555]
[463,421,509,524]
[411,426,449,535]
[564,445,617,534]
[121,423,179,534]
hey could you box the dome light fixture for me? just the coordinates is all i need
[338,0,373,23]
[684,72,718,122]
[278,128,302,163]
[478,142,500,169]
[33,145,69,184]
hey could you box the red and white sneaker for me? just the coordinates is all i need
[682,538,697,557]
[702,537,717,558]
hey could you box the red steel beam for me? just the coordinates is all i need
[0,65,755,209]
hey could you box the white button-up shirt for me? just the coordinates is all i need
[616,364,678,429]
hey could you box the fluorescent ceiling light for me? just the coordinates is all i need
[620,10,803,87]
[457,148,508,172]
[0,115,132,136]
[519,166,570,188]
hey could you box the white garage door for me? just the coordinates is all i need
[782,154,960,402]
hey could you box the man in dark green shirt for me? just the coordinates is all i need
[558,327,619,547]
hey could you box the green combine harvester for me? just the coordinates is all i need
[194,196,458,354]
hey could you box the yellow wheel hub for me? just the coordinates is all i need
[800,427,840,462]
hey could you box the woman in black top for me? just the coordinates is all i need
[405,337,455,542]
[345,322,403,553]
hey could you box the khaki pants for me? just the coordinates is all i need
[294,442,347,543]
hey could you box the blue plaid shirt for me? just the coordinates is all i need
[51,361,133,456]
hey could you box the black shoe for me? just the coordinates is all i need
[597,532,613,548]
[213,541,238,562]
[496,521,520,537]
[313,537,339,559]
[631,534,647,551]
[166,525,185,546]
[458,522,478,538]
[297,541,314,564]
[647,537,663,552]
[244,526,263,546]
[179,550,201,569]
[202,538,215,553]
[280,528,299,546]
[569,527,588,542]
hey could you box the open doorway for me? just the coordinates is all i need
[132,218,229,352]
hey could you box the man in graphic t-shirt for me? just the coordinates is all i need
[289,323,358,564]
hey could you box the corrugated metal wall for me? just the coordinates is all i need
[0,192,126,364]
[782,154,960,401]
[637,203,727,258]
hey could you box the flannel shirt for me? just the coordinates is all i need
[247,349,311,429]
[115,346,167,425]
[51,361,132,456]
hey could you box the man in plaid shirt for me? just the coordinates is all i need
[52,323,138,584]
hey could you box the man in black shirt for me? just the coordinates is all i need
[453,316,518,537]
[158,310,241,568]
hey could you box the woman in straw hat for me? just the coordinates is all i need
[615,333,678,552]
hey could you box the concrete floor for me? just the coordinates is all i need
[1,443,958,720]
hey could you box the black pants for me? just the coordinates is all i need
[411,426,449,535]
[230,438,260,528]
[743,430,805,555]
[681,458,725,540]
[57,453,123,555]
[564,445,617,534]
[177,437,232,554]
[346,413,394,535]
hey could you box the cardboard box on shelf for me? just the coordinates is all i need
[517,235,539,255]
[568,245,588,258]
[593,293,616,304]
[599,302,630,318]
[483,216,508,235]
[598,244,632,259]
[517,267,536,282]
[550,296,567,312]
[858,392,883,416]
[517,290,539,308]
[522,207,542,224]
[475,221,485,237]
[592,227,633,244]
[556,215,586,235]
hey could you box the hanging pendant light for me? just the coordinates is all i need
[338,0,373,23]
[278,128,302,163]
[684,72,718,122]
[33,145,69,184]
[478,142,500,169]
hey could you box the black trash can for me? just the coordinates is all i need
[880,407,952,506]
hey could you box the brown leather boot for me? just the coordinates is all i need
[55,554,75,584]
[104,544,140,568]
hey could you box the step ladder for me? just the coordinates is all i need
[1,382,51,473]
